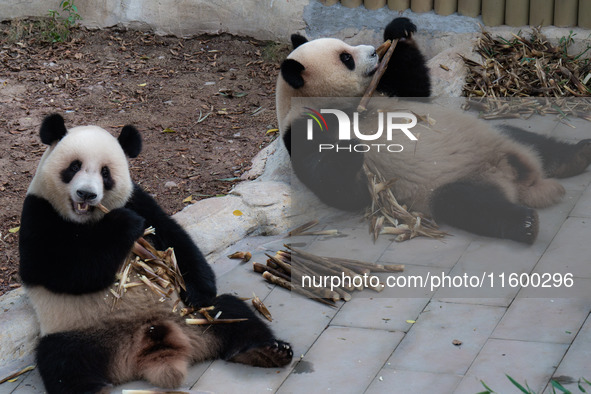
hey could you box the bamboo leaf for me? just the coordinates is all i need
[550,379,571,393]
[505,375,531,393]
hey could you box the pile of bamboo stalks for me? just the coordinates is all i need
[463,29,591,99]
[109,231,186,312]
[364,163,447,242]
[254,245,404,307]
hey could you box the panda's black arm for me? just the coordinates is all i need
[286,117,371,211]
[19,195,144,294]
[125,184,217,307]
[377,17,431,97]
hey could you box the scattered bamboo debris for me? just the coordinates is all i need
[287,220,340,237]
[287,220,319,236]
[298,229,341,236]
[463,28,591,100]
[227,251,252,262]
[252,245,404,307]
[463,96,591,122]
[0,365,35,385]
[363,163,447,242]
[252,293,273,322]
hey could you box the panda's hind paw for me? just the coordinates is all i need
[229,340,293,368]
[576,138,591,163]
[511,209,539,245]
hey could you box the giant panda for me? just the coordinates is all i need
[19,114,293,394]
[277,17,591,244]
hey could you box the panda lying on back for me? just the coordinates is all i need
[277,17,591,244]
[19,114,292,394]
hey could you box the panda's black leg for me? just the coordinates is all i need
[431,181,539,244]
[37,332,112,394]
[288,116,371,211]
[501,125,591,178]
[377,17,431,97]
[209,294,293,367]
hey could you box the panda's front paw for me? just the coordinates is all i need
[181,282,217,308]
[384,17,417,41]
[106,207,145,240]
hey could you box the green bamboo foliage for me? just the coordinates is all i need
[482,0,505,25]
[505,0,529,26]
[435,0,458,15]
[388,0,411,9]
[458,0,481,16]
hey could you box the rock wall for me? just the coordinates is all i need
[0,0,309,41]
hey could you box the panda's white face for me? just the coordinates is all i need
[287,38,377,96]
[276,37,379,132]
[29,126,134,224]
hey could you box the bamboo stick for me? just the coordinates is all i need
[253,262,291,281]
[458,0,480,16]
[435,0,457,15]
[505,0,529,26]
[554,0,578,27]
[580,0,591,28]
[482,0,505,25]
[358,39,399,112]
[341,0,363,7]
[411,0,434,12]
[365,0,387,9]
[388,0,410,10]
[529,0,554,26]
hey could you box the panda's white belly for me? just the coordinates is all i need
[26,284,173,335]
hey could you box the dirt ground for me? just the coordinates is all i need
[0,21,289,295]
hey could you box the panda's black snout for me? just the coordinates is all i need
[76,189,97,202]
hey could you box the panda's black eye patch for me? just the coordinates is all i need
[60,160,82,184]
[340,52,355,71]
[101,166,114,191]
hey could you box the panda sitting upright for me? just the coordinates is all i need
[277,17,591,244]
[19,114,293,394]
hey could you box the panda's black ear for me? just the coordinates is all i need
[118,125,142,158]
[40,114,68,145]
[291,34,308,50]
[281,59,305,89]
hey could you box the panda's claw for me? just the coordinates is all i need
[229,340,293,367]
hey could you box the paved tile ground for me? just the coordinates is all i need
[1,112,591,393]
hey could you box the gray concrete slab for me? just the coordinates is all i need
[385,301,506,376]
[277,326,404,393]
[454,339,569,394]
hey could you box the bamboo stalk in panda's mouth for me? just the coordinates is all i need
[357,38,399,113]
